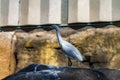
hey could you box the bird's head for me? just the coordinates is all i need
[50,25,60,30]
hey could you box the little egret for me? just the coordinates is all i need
[52,25,84,66]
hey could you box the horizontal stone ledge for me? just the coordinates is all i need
[0,21,120,31]
[3,64,120,80]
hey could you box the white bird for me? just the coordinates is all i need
[52,25,84,66]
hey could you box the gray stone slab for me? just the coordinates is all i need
[48,0,62,24]
[40,0,68,24]
[68,0,100,23]
[7,0,19,25]
[0,0,120,26]
[40,0,49,24]
[0,0,1,25]
[112,0,120,21]
[68,0,78,23]
[27,0,41,25]
[0,0,9,26]
[100,0,120,21]
[19,0,29,25]
[0,0,68,26]
[77,0,90,22]
[61,0,68,24]
[90,0,100,22]
[100,0,112,21]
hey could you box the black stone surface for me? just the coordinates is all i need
[3,64,120,80]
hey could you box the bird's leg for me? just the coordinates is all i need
[68,57,72,66]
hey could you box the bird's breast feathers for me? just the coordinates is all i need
[61,41,83,61]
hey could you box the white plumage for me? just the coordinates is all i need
[52,25,84,63]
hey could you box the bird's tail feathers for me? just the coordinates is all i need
[77,55,85,62]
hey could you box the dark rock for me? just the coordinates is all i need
[3,64,120,80]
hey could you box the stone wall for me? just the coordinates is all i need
[1,25,120,79]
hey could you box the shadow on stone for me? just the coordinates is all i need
[3,64,120,80]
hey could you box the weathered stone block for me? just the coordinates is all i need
[0,32,16,80]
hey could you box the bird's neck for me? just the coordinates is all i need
[54,26,63,45]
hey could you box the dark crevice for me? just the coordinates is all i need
[25,46,35,49]
[83,56,94,68]
[14,52,18,71]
